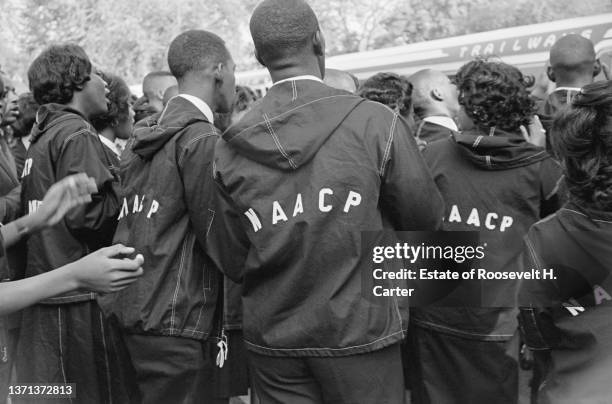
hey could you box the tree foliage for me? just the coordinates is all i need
[0,0,610,86]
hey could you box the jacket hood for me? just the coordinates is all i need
[222,80,365,170]
[31,103,88,144]
[132,96,210,160]
[453,127,549,170]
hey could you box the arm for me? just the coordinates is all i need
[206,177,250,283]
[179,131,220,251]
[0,185,21,224]
[0,245,144,316]
[378,112,445,230]
[56,131,119,248]
[1,173,97,248]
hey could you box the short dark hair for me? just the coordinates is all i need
[167,30,230,81]
[552,80,612,211]
[91,72,132,132]
[455,58,535,132]
[249,0,319,66]
[358,72,413,118]
[28,44,92,105]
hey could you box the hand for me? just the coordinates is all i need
[72,244,144,293]
[33,173,98,229]
[520,115,546,148]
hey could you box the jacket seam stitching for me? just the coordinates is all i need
[230,95,361,139]
[379,112,398,176]
[244,330,404,352]
[263,113,298,169]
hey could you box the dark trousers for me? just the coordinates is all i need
[248,343,405,404]
[124,334,227,404]
[408,325,518,404]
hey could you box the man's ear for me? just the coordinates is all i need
[214,63,225,86]
[546,65,556,83]
[313,30,325,57]
[593,59,602,77]
[431,88,443,101]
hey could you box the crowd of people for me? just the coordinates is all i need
[0,0,610,403]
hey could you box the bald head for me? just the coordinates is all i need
[409,69,460,119]
[250,0,324,76]
[142,71,177,112]
[324,68,359,93]
[548,34,599,87]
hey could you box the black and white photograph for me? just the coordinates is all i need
[0,0,611,403]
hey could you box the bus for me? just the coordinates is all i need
[236,13,612,95]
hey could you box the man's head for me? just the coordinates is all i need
[141,71,176,113]
[168,30,235,113]
[324,68,359,93]
[91,72,134,140]
[250,0,325,78]
[0,74,19,127]
[28,44,108,119]
[409,69,460,120]
[548,34,600,87]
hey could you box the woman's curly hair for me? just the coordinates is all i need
[454,58,535,132]
[27,44,92,105]
[552,80,612,211]
[358,72,413,118]
[91,72,132,132]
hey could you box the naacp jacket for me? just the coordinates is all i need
[21,104,119,303]
[98,96,222,340]
[517,203,612,404]
[211,79,444,357]
[413,128,563,339]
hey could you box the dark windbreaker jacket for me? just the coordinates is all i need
[517,203,612,404]
[210,79,444,357]
[413,128,563,339]
[21,104,119,303]
[98,96,222,340]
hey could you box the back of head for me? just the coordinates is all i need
[409,69,458,119]
[358,72,413,118]
[168,30,231,83]
[91,72,132,133]
[249,0,320,69]
[552,80,612,211]
[455,58,535,132]
[28,44,92,105]
[324,68,358,93]
[549,34,598,86]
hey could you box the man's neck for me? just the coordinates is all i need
[555,77,593,90]
[178,82,215,111]
[268,60,323,84]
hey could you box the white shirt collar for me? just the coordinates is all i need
[176,94,215,124]
[273,75,324,87]
[553,86,581,93]
[422,116,459,132]
[98,135,121,158]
